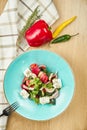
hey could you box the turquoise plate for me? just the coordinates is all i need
[4,50,75,120]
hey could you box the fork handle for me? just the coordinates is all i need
[0,113,4,117]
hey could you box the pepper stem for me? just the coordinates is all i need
[71,33,79,37]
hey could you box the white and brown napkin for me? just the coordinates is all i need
[0,0,59,129]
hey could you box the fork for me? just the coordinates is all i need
[0,102,19,117]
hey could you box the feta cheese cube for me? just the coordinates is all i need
[52,78,58,84]
[52,78,62,88]
[20,89,29,99]
[23,68,36,78]
[39,96,50,104]
[23,68,31,77]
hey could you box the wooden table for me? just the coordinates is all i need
[0,0,7,15]
[1,0,87,130]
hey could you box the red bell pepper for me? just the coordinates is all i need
[25,19,53,47]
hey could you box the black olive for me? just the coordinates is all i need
[50,98,56,105]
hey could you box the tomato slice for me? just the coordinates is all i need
[39,72,48,83]
[30,63,40,75]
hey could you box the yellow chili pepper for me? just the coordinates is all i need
[52,16,77,38]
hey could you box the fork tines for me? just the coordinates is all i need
[10,102,19,110]
[6,101,19,114]
[0,101,19,117]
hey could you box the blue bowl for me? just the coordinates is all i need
[4,49,75,120]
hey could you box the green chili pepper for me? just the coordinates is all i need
[51,33,79,43]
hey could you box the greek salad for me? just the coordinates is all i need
[20,63,62,105]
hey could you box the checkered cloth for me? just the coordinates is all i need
[0,0,59,129]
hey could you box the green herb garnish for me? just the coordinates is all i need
[16,6,41,50]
